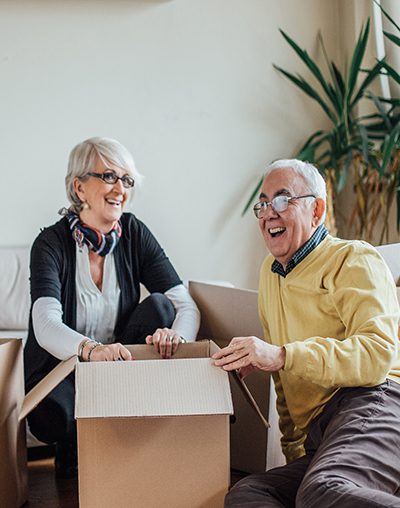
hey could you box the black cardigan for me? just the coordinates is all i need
[24,213,181,391]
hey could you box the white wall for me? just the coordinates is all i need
[1,0,347,290]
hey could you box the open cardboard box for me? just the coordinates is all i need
[18,281,269,506]
[20,339,267,508]
[0,338,28,508]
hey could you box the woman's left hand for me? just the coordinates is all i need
[145,328,183,359]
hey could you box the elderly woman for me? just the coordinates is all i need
[24,137,200,478]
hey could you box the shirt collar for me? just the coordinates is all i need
[271,224,328,278]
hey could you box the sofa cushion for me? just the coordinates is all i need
[0,247,30,330]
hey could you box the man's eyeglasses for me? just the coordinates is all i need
[87,172,135,189]
[253,194,316,219]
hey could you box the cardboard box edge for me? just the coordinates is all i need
[19,355,78,421]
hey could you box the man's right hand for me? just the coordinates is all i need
[212,336,286,377]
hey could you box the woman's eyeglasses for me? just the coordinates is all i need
[87,172,135,189]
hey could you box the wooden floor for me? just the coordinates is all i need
[25,455,247,507]
[26,458,78,508]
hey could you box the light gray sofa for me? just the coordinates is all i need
[0,246,45,447]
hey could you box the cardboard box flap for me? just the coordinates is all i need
[19,355,78,421]
[189,281,264,344]
[75,358,233,418]
[229,371,269,428]
[126,341,210,360]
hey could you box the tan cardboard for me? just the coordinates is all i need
[77,342,232,507]
[189,281,271,473]
[19,281,271,505]
[21,341,235,508]
[0,338,28,508]
[20,354,78,421]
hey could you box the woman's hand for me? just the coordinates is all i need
[212,336,286,377]
[80,341,132,362]
[145,328,183,359]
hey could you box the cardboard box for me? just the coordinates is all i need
[0,338,28,508]
[21,341,234,508]
[189,281,271,473]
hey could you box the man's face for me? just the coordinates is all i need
[258,167,318,269]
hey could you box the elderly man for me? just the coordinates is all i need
[213,159,400,507]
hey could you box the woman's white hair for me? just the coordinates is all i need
[65,137,143,214]
[265,158,327,224]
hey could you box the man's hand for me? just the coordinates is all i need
[212,336,286,377]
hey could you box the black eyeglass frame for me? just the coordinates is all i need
[87,171,135,189]
[253,194,316,219]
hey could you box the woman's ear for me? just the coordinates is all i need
[312,198,325,227]
[73,177,85,202]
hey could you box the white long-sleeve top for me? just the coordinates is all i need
[32,245,200,361]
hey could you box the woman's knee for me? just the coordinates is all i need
[139,293,175,328]
[27,375,76,444]
[28,396,75,444]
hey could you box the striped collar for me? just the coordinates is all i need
[271,224,328,278]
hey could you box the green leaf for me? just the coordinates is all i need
[331,62,345,98]
[381,124,400,175]
[242,176,264,216]
[369,153,382,174]
[357,124,369,165]
[380,60,400,86]
[279,30,339,111]
[350,60,383,109]
[337,150,353,193]
[366,91,392,131]
[295,130,328,161]
[347,20,370,102]
[317,32,343,112]
[374,0,400,32]
[273,65,338,123]
[384,31,400,48]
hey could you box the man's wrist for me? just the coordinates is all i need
[280,346,286,370]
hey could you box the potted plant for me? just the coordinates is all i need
[243,19,395,241]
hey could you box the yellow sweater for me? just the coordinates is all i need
[259,235,400,462]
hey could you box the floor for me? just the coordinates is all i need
[26,458,78,508]
[25,451,248,507]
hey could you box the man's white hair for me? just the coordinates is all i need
[265,159,327,224]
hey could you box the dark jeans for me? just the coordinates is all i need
[27,293,175,450]
[225,380,400,508]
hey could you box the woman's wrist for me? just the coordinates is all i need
[79,340,102,362]
[87,342,102,362]
[78,338,96,360]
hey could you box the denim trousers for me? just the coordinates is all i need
[225,380,400,508]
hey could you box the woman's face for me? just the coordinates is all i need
[73,156,131,234]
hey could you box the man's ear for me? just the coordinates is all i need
[312,198,325,227]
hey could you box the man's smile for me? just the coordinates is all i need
[269,227,286,237]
